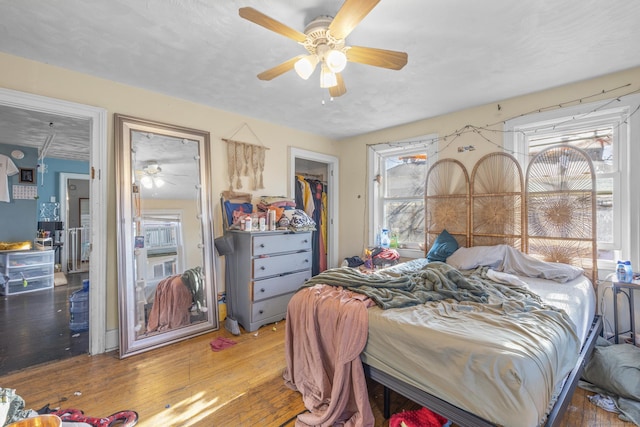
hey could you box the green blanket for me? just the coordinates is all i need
[303,261,544,310]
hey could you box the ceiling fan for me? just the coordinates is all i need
[239,0,408,97]
[136,161,171,189]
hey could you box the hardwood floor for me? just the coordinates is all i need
[0,272,89,375]
[1,319,628,427]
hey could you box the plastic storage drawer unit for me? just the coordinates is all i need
[0,250,55,295]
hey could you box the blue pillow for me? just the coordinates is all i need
[224,201,253,226]
[426,229,459,262]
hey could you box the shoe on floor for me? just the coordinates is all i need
[588,394,619,413]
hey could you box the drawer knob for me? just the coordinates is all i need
[259,309,264,314]
[303,239,308,243]
[260,288,265,293]
[260,266,266,270]
[260,243,265,248]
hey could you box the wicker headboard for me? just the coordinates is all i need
[425,145,597,282]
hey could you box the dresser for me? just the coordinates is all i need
[0,249,55,295]
[226,230,312,332]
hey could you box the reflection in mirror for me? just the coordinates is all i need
[115,114,218,358]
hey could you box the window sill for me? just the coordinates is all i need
[396,247,425,260]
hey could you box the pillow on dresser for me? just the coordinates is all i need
[426,229,459,263]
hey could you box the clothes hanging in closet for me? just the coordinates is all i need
[296,175,327,275]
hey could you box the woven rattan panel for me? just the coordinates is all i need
[424,145,597,282]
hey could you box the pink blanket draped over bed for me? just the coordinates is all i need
[284,284,375,427]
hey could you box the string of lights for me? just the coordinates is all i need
[368,84,640,159]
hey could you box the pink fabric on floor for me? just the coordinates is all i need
[284,284,375,427]
[210,337,237,351]
[389,407,448,427]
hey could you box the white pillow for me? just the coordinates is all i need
[446,245,504,270]
[446,244,584,283]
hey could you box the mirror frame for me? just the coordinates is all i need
[114,114,218,358]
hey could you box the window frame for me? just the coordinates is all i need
[367,136,438,258]
[504,94,640,272]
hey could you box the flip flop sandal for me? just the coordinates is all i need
[51,408,139,427]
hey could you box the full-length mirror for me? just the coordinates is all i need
[115,114,218,358]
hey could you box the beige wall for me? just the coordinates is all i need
[336,66,640,261]
[0,52,338,331]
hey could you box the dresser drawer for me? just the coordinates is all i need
[253,251,311,279]
[252,233,311,256]
[252,292,293,323]
[252,270,311,302]
[2,275,53,295]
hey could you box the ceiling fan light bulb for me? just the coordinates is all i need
[320,64,338,88]
[294,55,318,80]
[326,50,347,73]
[154,177,165,188]
[140,176,153,189]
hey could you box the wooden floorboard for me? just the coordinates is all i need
[0,272,89,375]
[1,320,629,427]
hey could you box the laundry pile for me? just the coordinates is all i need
[0,388,138,427]
[363,247,400,269]
[222,192,316,233]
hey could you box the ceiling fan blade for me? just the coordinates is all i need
[346,45,408,70]
[239,7,307,42]
[257,55,305,81]
[329,0,380,40]
[329,73,347,97]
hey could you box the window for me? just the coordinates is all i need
[368,136,438,257]
[505,94,640,271]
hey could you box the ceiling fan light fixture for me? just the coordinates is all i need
[294,55,319,80]
[320,63,337,88]
[325,49,347,73]
[153,177,165,188]
[144,161,162,175]
[140,176,153,189]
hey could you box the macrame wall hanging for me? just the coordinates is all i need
[223,123,269,191]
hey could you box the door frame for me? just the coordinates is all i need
[289,147,339,268]
[0,88,108,355]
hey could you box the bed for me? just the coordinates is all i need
[284,146,602,427]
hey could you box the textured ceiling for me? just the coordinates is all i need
[0,0,639,162]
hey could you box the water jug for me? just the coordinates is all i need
[624,261,634,283]
[617,261,627,282]
[69,285,89,333]
[380,228,390,248]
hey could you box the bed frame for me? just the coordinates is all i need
[366,316,602,427]
[365,146,602,426]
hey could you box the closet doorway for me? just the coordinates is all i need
[289,148,339,270]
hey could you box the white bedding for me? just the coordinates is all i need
[361,258,595,427]
[446,244,584,283]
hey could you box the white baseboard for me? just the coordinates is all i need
[105,328,119,352]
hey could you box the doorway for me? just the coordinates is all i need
[289,147,339,269]
[0,88,107,368]
[60,174,91,274]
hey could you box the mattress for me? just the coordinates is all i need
[361,260,595,427]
